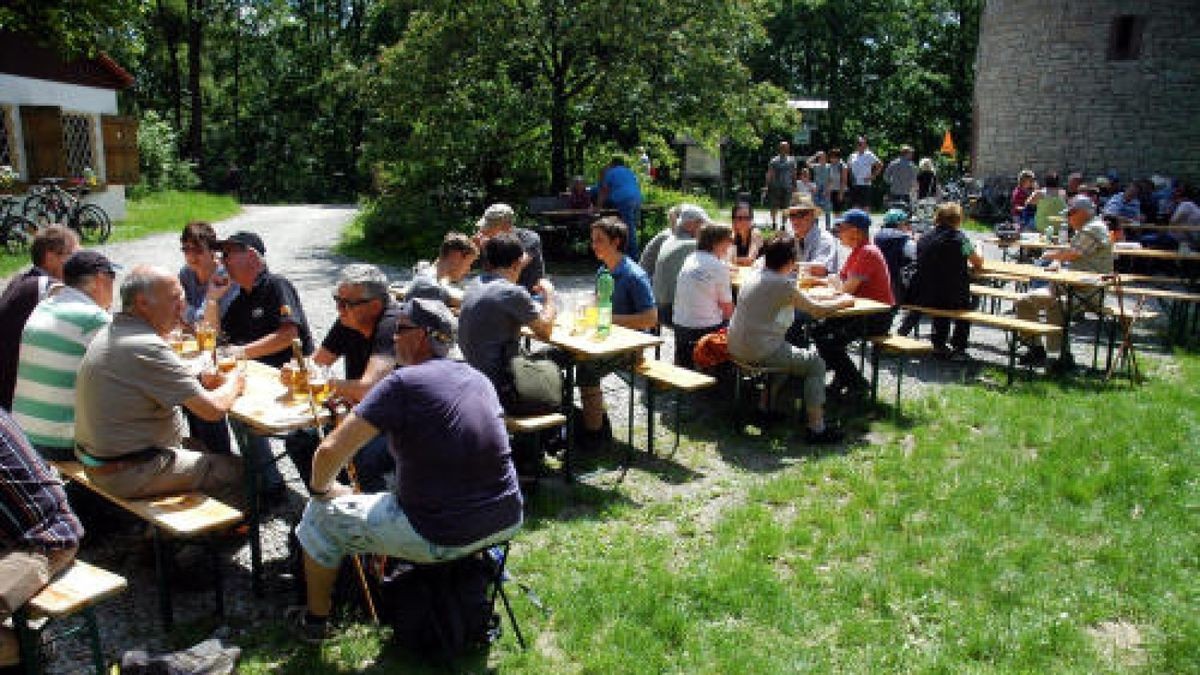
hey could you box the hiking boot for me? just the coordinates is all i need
[285,606,330,645]
[1018,345,1047,366]
[805,426,845,444]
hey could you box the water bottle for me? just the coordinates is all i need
[1059,222,1069,245]
[595,268,614,339]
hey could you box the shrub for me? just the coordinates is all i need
[131,111,198,198]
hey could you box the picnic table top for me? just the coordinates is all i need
[228,360,330,435]
[985,237,1200,260]
[980,259,1111,287]
[538,322,662,360]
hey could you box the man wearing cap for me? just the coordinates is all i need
[764,141,797,230]
[1016,196,1113,367]
[473,203,547,295]
[12,251,116,461]
[0,226,79,410]
[74,266,246,506]
[285,264,402,494]
[873,208,917,302]
[596,156,644,256]
[847,136,882,209]
[652,204,706,327]
[882,146,917,207]
[810,209,895,397]
[292,297,522,643]
[205,230,311,501]
[787,194,841,276]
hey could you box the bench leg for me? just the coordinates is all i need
[1006,331,1017,387]
[671,390,682,458]
[894,356,905,420]
[209,542,225,619]
[153,527,174,631]
[232,422,264,597]
[82,607,105,674]
[869,346,881,409]
[732,366,743,431]
[562,365,576,483]
[645,380,656,457]
[13,606,40,675]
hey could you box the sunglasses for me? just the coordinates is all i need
[393,324,424,337]
[332,294,373,310]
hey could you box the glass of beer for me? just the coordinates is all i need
[307,365,331,404]
[290,363,310,403]
[167,328,186,355]
[216,346,238,373]
[196,321,217,352]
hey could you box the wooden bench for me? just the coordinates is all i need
[12,560,127,675]
[52,461,242,631]
[504,413,568,487]
[900,306,1062,384]
[868,335,934,417]
[970,283,1025,314]
[729,360,789,431]
[635,359,717,457]
[1113,273,1189,287]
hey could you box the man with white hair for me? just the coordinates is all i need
[74,266,246,505]
[652,204,707,327]
[291,297,521,643]
[1016,195,1113,368]
[473,203,547,294]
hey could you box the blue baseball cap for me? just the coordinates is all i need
[835,209,872,233]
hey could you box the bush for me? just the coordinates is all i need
[351,193,473,264]
[130,111,198,198]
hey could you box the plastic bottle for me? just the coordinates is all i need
[595,268,614,339]
[1059,221,1069,245]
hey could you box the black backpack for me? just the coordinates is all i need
[377,553,501,658]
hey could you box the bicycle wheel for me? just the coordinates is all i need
[23,194,52,227]
[74,204,113,243]
[2,215,37,254]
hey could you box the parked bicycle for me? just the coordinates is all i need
[23,178,112,243]
[1,194,38,254]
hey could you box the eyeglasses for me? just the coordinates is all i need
[393,324,424,337]
[332,295,373,310]
[180,245,205,254]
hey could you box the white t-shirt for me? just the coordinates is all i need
[849,150,880,186]
[1170,200,1200,225]
[672,251,733,329]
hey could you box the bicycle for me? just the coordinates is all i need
[23,178,112,243]
[1,194,38,254]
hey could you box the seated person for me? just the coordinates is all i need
[0,408,84,668]
[458,234,557,415]
[672,222,735,369]
[406,232,478,307]
[473,204,547,295]
[566,175,592,210]
[873,208,916,302]
[904,203,983,361]
[1011,169,1036,230]
[74,266,246,507]
[285,264,402,494]
[638,205,680,280]
[786,194,840,274]
[727,201,764,266]
[809,209,895,398]
[1029,171,1068,235]
[652,205,705,327]
[1016,196,1113,367]
[727,235,853,443]
[292,298,521,643]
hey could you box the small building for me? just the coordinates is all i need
[972,0,1200,186]
[0,32,139,220]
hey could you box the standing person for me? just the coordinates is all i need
[0,226,79,410]
[916,157,939,201]
[808,151,834,229]
[827,149,849,216]
[882,145,918,207]
[652,204,706,327]
[727,235,852,443]
[1028,171,1068,235]
[905,203,983,361]
[206,231,312,503]
[672,223,735,368]
[473,204,548,294]
[596,157,644,256]
[0,408,83,668]
[290,298,522,645]
[764,141,798,230]
[74,266,247,506]
[178,222,238,330]
[12,252,116,461]
[810,209,894,398]
[727,201,763,266]
[847,136,882,209]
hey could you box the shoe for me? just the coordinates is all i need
[805,426,845,444]
[931,344,952,360]
[948,348,972,363]
[1018,345,1047,367]
[1047,353,1076,373]
[285,606,330,645]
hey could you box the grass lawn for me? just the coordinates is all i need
[0,190,240,278]
[233,352,1199,673]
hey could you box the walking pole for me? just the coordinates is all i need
[293,339,380,624]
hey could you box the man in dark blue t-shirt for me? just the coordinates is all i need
[293,298,522,642]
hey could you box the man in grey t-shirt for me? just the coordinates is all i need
[883,145,918,206]
[652,204,707,327]
[765,141,798,230]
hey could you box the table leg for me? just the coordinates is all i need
[562,364,576,483]
[231,422,264,597]
[646,379,656,457]
[623,360,635,471]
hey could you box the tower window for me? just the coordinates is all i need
[1108,15,1145,61]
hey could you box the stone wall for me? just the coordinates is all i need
[973,0,1200,187]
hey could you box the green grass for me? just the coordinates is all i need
[0,190,240,277]
[236,353,1199,673]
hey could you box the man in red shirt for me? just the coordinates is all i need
[811,209,895,398]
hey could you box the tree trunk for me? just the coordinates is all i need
[186,0,205,168]
[156,0,184,136]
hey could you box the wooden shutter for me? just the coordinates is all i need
[20,106,67,181]
[101,115,139,185]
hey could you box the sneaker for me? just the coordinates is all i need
[805,426,845,444]
[1018,345,1047,366]
[285,606,330,645]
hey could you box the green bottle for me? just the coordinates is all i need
[596,267,614,338]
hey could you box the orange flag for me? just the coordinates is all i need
[940,130,957,156]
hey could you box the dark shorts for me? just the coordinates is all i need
[767,186,793,210]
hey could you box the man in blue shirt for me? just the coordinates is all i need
[597,157,644,257]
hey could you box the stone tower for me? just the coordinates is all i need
[972,0,1200,186]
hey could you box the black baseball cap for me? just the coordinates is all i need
[63,250,119,285]
[215,231,266,255]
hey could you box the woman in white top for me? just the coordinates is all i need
[794,166,817,199]
[672,222,735,368]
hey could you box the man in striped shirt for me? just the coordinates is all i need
[0,408,84,666]
[12,251,116,461]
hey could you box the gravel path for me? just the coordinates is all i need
[41,205,1170,672]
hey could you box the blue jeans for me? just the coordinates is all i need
[613,200,641,257]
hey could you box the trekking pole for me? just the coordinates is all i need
[295,340,380,624]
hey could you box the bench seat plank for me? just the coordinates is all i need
[53,461,242,537]
[27,560,127,619]
[869,335,935,353]
[504,413,568,434]
[635,360,717,391]
[901,306,1062,336]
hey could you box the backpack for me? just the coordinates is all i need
[377,553,501,658]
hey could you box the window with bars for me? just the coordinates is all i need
[62,113,96,179]
[0,107,14,169]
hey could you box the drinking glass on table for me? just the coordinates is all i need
[215,345,238,374]
[196,320,218,352]
[307,364,331,404]
[167,328,186,356]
